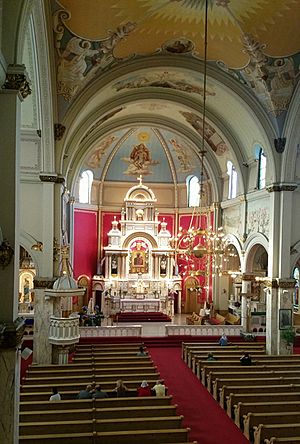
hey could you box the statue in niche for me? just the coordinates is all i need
[111,255,118,275]
[160,255,167,276]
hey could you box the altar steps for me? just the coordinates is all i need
[115,312,172,323]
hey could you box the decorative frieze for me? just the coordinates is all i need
[1,64,31,99]
[0,317,25,349]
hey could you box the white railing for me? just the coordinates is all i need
[80,325,142,337]
[165,324,243,336]
[49,315,80,345]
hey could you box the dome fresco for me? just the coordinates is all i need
[84,126,204,184]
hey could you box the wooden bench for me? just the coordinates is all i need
[182,343,265,362]
[253,423,300,444]
[19,428,190,443]
[181,340,265,358]
[20,404,178,422]
[243,411,300,440]
[19,396,174,412]
[190,351,266,372]
[234,401,300,429]
[265,438,300,443]
[220,384,300,409]
[24,369,160,385]
[227,392,300,418]
[20,415,184,435]
[214,377,296,400]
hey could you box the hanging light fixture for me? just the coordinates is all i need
[169,0,229,298]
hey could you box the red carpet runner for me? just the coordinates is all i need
[148,347,249,444]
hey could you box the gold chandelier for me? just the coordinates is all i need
[170,0,229,286]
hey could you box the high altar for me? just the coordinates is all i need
[92,178,182,316]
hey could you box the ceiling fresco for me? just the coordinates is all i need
[57,0,300,66]
[53,0,300,136]
[83,126,205,184]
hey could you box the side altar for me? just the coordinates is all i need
[92,178,182,317]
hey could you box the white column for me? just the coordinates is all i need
[0,83,26,444]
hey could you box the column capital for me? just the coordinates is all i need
[34,277,56,289]
[39,173,65,183]
[0,317,25,349]
[1,64,31,100]
[54,123,66,141]
[266,182,298,193]
[241,273,256,281]
[263,277,296,289]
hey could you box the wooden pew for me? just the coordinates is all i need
[182,343,265,362]
[20,429,191,444]
[94,428,190,444]
[213,377,297,400]
[207,370,275,392]
[200,363,300,383]
[181,341,265,359]
[265,438,300,443]
[188,349,266,369]
[253,423,300,444]
[243,411,300,440]
[20,415,184,435]
[24,370,160,386]
[212,377,300,401]
[234,401,300,429]
[219,384,300,409]
[190,351,266,372]
[20,396,174,412]
[20,404,178,422]
[226,392,300,419]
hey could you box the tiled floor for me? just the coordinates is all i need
[111,313,187,336]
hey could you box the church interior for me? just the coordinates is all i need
[1,1,300,443]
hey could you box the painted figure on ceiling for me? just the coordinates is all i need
[122,143,159,176]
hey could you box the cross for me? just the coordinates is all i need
[137,174,143,185]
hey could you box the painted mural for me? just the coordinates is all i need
[114,71,216,97]
[86,135,117,168]
[169,138,193,173]
[181,111,228,156]
[223,205,242,240]
[105,128,173,182]
[122,142,159,176]
[247,198,270,237]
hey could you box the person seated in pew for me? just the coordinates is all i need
[113,379,129,397]
[137,380,152,397]
[49,387,61,402]
[77,384,93,399]
[240,351,252,366]
[93,384,108,398]
[152,379,166,397]
[219,333,229,346]
[207,352,217,361]
[137,346,147,356]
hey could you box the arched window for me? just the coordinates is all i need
[187,175,200,207]
[227,161,237,199]
[79,170,93,204]
[293,266,299,308]
[256,147,267,189]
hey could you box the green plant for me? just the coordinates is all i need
[281,326,296,345]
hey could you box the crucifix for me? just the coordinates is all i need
[137,174,143,185]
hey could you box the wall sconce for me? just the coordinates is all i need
[31,241,43,252]
[0,227,14,269]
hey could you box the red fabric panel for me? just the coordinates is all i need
[74,209,98,279]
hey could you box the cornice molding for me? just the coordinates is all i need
[266,182,298,193]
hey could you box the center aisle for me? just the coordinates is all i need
[148,346,249,444]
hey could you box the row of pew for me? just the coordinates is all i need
[19,342,195,443]
[182,340,300,444]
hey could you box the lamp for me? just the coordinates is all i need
[31,241,43,252]
[169,1,229,300]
